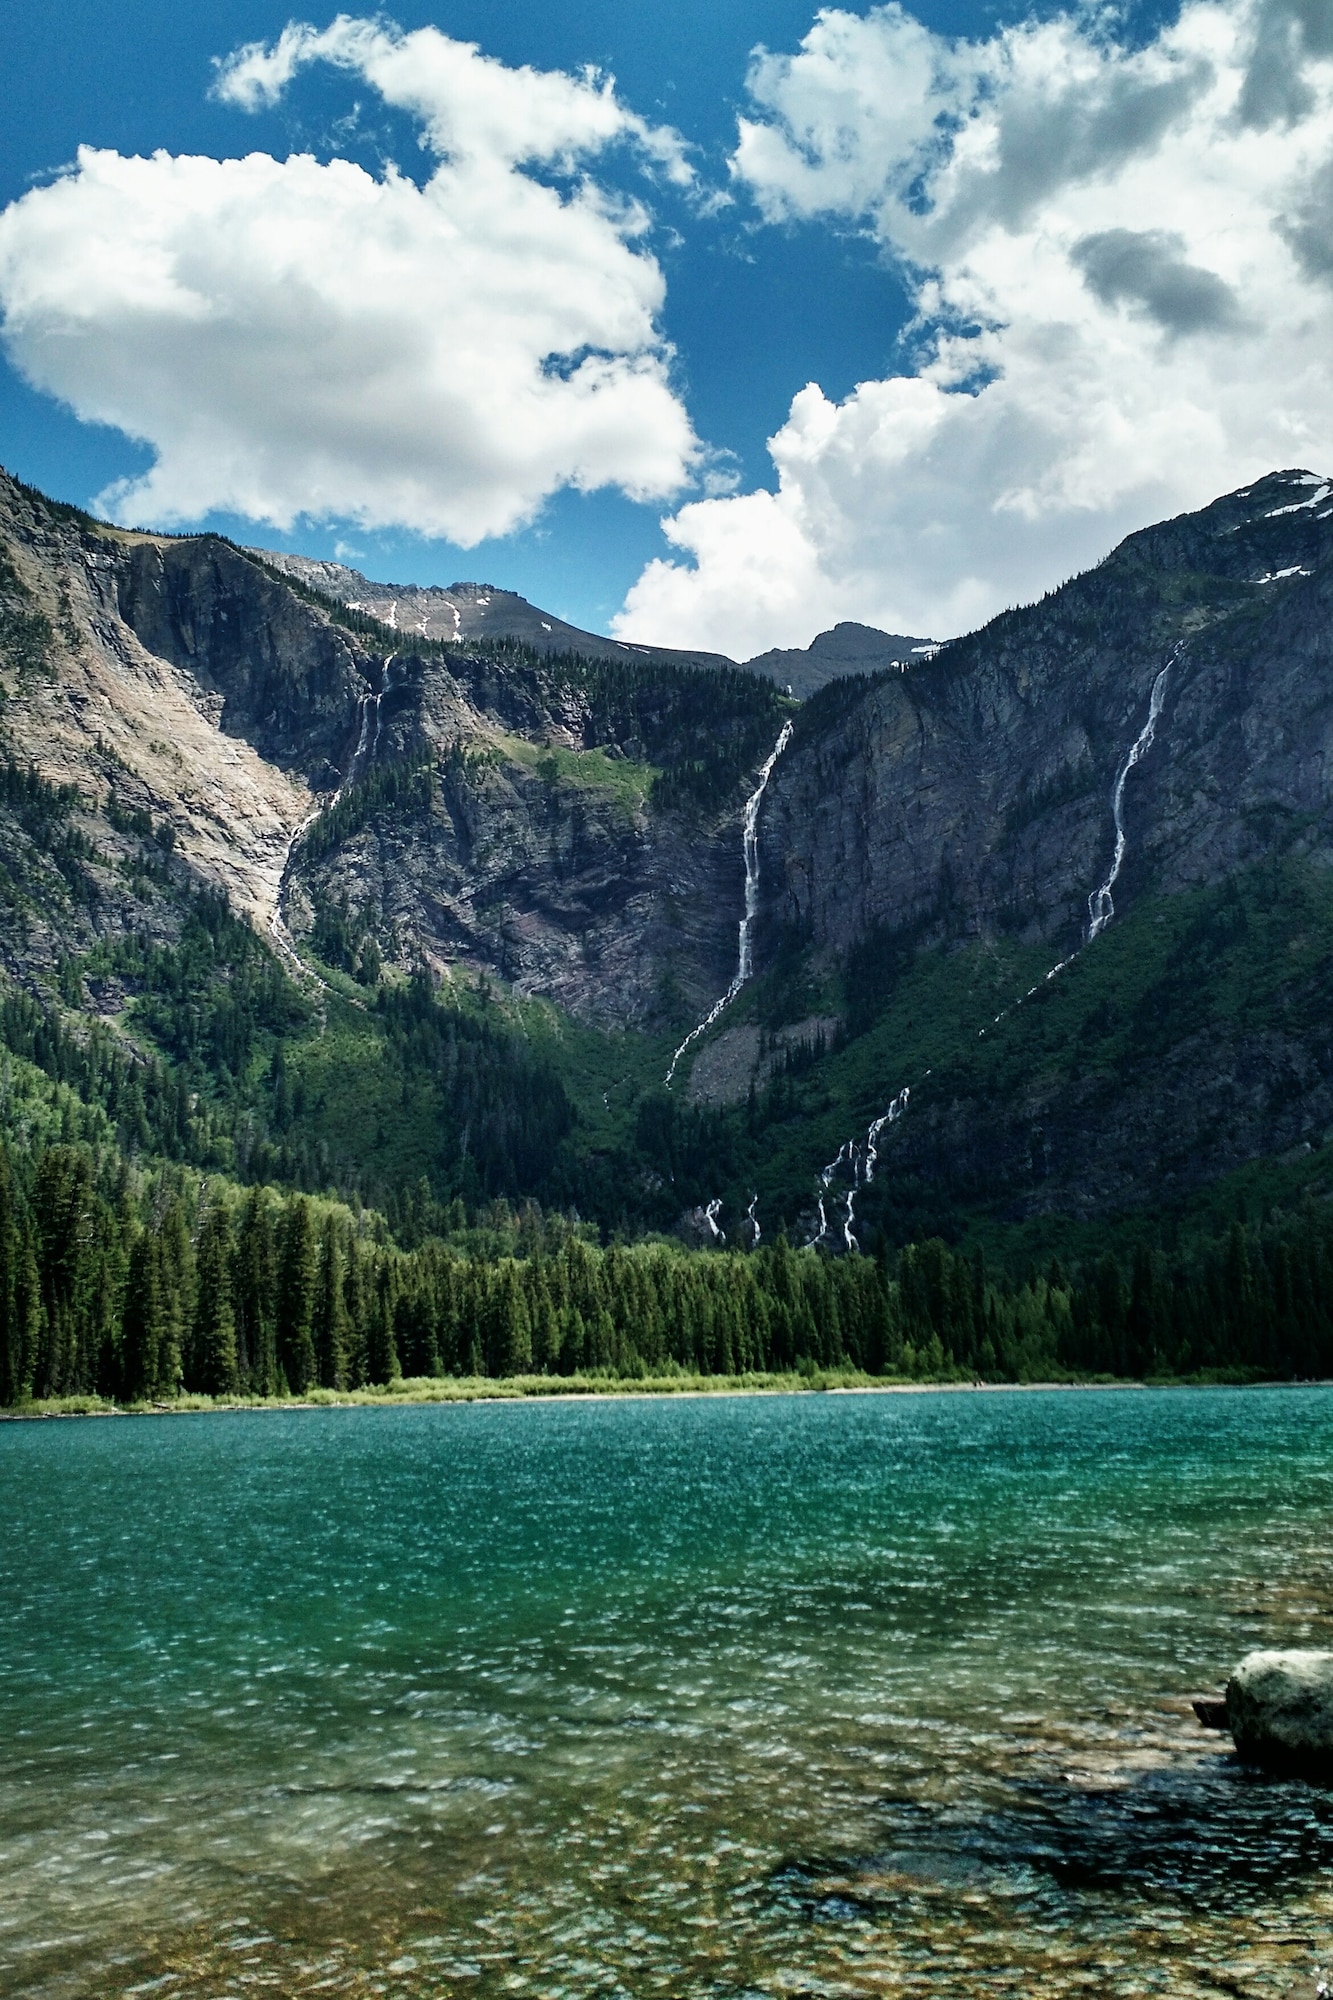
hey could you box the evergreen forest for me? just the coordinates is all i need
[4,1133,1333,1408]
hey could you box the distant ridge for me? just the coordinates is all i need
[745,621,939,699]
[250,552,738,676]
[250,550,940,696]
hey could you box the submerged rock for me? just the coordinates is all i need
[1226,1650,1333,1772]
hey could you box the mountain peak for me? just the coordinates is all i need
[745,621,939,698]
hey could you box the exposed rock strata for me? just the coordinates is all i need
[765,470,1333,963]
[0,477,310,961]
[0,472,751,1028]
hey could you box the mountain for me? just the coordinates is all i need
[254,551,737,674]
[745,621,939,698]
[259,548,935,697]
[753,466,1333,1240]
[0,462,1330,1265]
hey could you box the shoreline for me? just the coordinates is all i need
[2,1370,1323,1421]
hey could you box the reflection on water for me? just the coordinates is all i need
[0,1387,1330,1997]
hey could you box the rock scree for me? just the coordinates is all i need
[1225,1650,1333,1773]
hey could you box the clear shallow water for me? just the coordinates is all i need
[1,1387,1331,1999]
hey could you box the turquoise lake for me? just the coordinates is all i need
[1,1387,1331,1997]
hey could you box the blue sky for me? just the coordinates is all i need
[2,0,1329,653]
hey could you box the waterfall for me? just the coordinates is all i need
[982,645,1180,1029]
[745,1194,761,1248]
[817,1140,861,1253]
[802,645,1179,1248]
[1085,653,1174,942]
[737,720,793,981]
[665,719,793,1086]
[345,654,397,787]
[702,1199,725,1245]
[348,687,377,786]
[809,1088,910,1251]
[270,651,400,983]
[267,800,327,981]
[864,1088,911,1181]
[370,655,397,766]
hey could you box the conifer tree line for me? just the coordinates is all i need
[3,1139,1333,1405]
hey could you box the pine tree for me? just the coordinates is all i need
[155,1191,192,1395]
[277,1195,317,1393]
[366,1259,399,1384]
[1094,1253,1128,1375]
[233,1187,278,1396]
[312,1215,350,1389]
[30,1151,79,1396]
[121,1229,165,1402]
[13,1219,40,1402]
[491,1262,532,1377]
[343,1233,370,1387]
[429,1249,461,1373]
[531,1277,559,1375]
[1223,1221,1257,1364]
[193,1201,238,1395]
[0,1145,17,1405]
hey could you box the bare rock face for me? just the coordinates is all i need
[0,471,757,1031]
[115,537,373,781]
[1226,1650,1333,1771]
[766,468,1333,964]
[0,476,312,960]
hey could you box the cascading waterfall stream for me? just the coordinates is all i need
[1085,653,1174,942]
[269,653,398,984]
[805,647,1179,1250]
[267,801,327,982]
[665,719,793,1088]
[369,655,398,767]
[984,642,1182,1023]
[812,1088,910,1253]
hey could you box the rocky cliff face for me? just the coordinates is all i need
[0,477,310,980]
[748,469,1333,1226]
[0,471,767,1030]
[765,470,1333,966]
[115,537,373,787]
[286,645,749,1029]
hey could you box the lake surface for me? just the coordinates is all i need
[1,1387,1331,1998]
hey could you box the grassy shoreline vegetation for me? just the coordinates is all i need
[7,1370,1311,1421]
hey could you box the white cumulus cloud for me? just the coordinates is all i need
[615,0,1333,659]
[0,17,697,542]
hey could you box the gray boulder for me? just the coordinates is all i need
[1225,1650,1333,1772]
